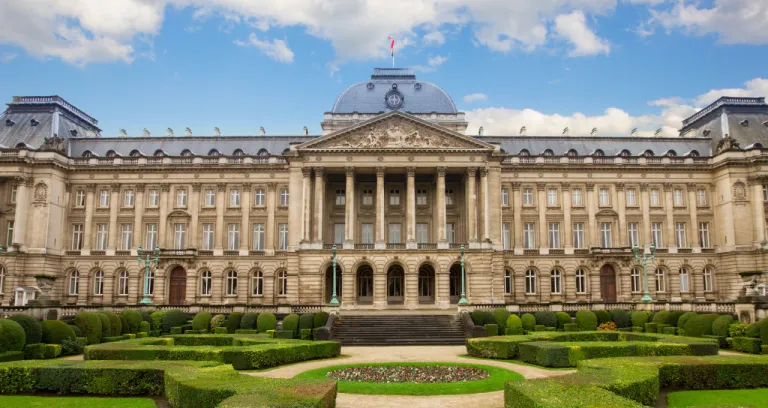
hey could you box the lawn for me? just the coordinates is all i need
[667,388,768,408]
[459,353,574,371]
[293,361,524,395]
[0,395,157,408]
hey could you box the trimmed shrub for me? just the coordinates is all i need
[212,327,228,334]
[534,311,557,328]
[651,310,670,325]
[564,323,578,332]
[141,311,152,325]
[729,323,749,338]
[0,319,27,352]
[139,321,150,333]
[69,324,82,337]
[151,311,165,331]
[43,344,62,359]
[235,330,259,334]
[470,310,485,325]
[314,312,329,328]
[299,314,315,331]
[759,318,768,344]
[506,314,523,334]
[575,311,598,331]
[534,325,546,332]
[732,336,762,354]
[521,313,536,332]
[257,313,277,332]
[485,324,499,336]
[282,314,300,338]
[226,312,243,334]
[266,330,275,338]
[24,343,45,359]
[170,327,183,335]
[484,311,496,326]
[493,308,511,331]
[656,324,670,334]
[96,313,111,338]
[240,312,259,330]
[682,313,720,338]
[644,323,658,333]
[276,330,294,339]
[555,312,572,329]
[666,311,685,327]
[8,314,42,345]
[712,315,734,337]
[210,314,226,329]
[73,312,103,344]
[162,310,188,334]
[610,309,631,329]
[120,310,143,334]
[702,335,727,349]
[41,320,76,345]
[662,327,677,335]
[101,312,122,337]
[594,310,611,324]
[192,312,212,331]
[618,327,634,332]
[119,315,130,335]
[0,351,23,362]
[300,328,312,340]
[632,326,643,332]
[630,311,650,328]
[677,312,697,329]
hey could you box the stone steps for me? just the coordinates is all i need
[332,314,466,346]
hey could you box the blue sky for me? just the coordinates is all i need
[0,0,766,137]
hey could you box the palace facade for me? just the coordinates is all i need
[1,68,768,309]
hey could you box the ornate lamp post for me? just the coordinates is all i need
[329,245,339,305]
[458,244,469,305]
[632,243,656,302]
[137,245,160,305]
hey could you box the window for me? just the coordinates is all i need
[600,222,612,248]
[697,189,707,207]
[548,223,560,249]
[576,269,587,294]
[279,189,289,206]
[277,270,288,295]
[650,189,661,206]
[148,189,159,207]
[176,188,188,207]
[123,190,135,207]
[205,189,215,206]
[93,270,104,295]
[362,189,373,206]
[254,189,265,206]
[655,268,666,292]
[626,189,637,206]
[524,223,536,249]
[446,223,455,243]
[118,271,129,296]
[252,271,263,296]
[5,221,13,245]
[227,224,239,250]
[144,271,155,295]
[547,188,558,206]
[75,190,85,207]
[99,189,109,207]
[389,223,401,244]
[523,188,534,205]
[335,189,345,206]
[416,223,429,244]
[598,188,610,206]
[200,270,212,295]
[362,223,374,244]
[764,185,768,201]
[675,222,687,248]
[631,268,641,292]
[703,267,714,292]
[572,188,583,206]
[145,223,157,249]
[416,189,427,206]
[0,268,3,295]
[550,270,562,294]
[628,223,639,248]
[68,271,79,295]
[446,189,454,205]
[652,222,663,248]
[173,223,186,249]
[96,223,108,250]
[229,189,240,207]
[679,268,690,292]
[699,222,711,248]
[202,223,214,250]
[10,185,17,203]
[389,189,400,206]
[502,223,511,250]
[226,271,238,296]
[504,270,512,295]
[501,188,509,206]
[573,223,585,249]
[333,223,345,244]
[120,224,132,250]
[252,224,265,250]
[278,224,288,250]
[525,269,537,294]
[673,188,684,207]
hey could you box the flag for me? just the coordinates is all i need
[389,36,395,57]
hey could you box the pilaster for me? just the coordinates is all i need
[344,167,355,249]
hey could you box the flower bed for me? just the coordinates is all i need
[328,365,489,383]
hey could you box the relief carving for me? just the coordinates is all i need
[319,118,467,149]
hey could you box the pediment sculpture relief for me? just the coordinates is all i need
[321,119,467,149]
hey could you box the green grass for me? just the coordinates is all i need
[293,361,524,395]
[458,353,575,371]
[0,396,157,408]
[238,354,353,373]
[667,388,768,408]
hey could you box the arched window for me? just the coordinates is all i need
[257,149,269,157]
[144,270,155,295]
[200,270,212,296]
[655,268,666,292]
[631,268,641,293]
[0,267,4,295]
[703,267,714,292]
[575,268,587,294]
[504,270,512,295]
[688,150,700,157]
[82,151,94,158]
[69,270,80,295]
[208,149,220,156]
[665,150,677,157]
[106,150,117,158]
[226,270,238,296]
[592,149,605,156]
[542,149,554,156]
[566,149,578,157]
[129,150,142,157]
[643,150,655,157]
[233,149,245,156]
[679,267,690,292]
[525,269,537,294]
[93,270,104,295]
[519,149,530,156]
[181,149,193,157]
[282,148,290,154]
[619,149,631,157]
[118,271,129,296]
[277,270,288,296]
[550,270,562,294]
[153,149,165,157]
[252,270,263,296]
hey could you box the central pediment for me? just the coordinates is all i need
[297,111,494,151]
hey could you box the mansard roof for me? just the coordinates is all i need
[478,135,712,157]
[69,135,315,157]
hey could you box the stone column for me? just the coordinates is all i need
[688,183,700,248]
[344,167,355,249]
[107,184,120,252]
[11,177,31,248]
[375,167,385,249]
[586,183,596,247]
[537,183,547,250]
[190,183,200,249]
[617,183,627,247]
[512,182,522,252]
[664,183,675,250]
[158,184,170,249]
[83,184,96,252]
[752,181,766,247]
[466,167,478,246]
[266,183,276,253]
[436,167,448,248]
[313,168,325,245]
[563,183,573,250]
[301,167,312,244]
[240,183,251,254]
[640,183,651,249]
[134,185,145,250]
[406,167,416,248]
[480,167,490,244]
[214,183,225,252]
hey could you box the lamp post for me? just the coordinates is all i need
[632,243,656,302]
[137,245,160,305]
[329,245,339,305]
[458,244,468,305]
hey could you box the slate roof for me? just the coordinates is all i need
[69,136,316,157]
[478,136,712,157]
[678,97,768,152]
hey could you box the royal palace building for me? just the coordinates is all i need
[1,68,768,310]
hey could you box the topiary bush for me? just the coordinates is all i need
[101,312,122,337]
[677,312,698,330]
[683,313,720,337]
[534,311,557,328]
[257,312,277,332]
[162,310,188,334]
[138,321,150,333]
[0,319,26,352]
[226,312,243,334]
[575,311,598,331]
[8,314,42,345]
[282,314,300,338]
[760,319,768,345]
[151,311,165,332]
[594,310,611,324]
[240,313,259,330]
[41,320,76,345]
[712,315,734,337]
[506,314,523,334]
[652,310,670,325]
[470,310,486,325]
[555,312,572,329]
[210,314,226,329]
[564,323,578,332]
[630,311,650,328]
[120,310,143,334]
[119,315,130,335]
[299,314,315,331]
[314,311,329,328]
[666,311,686,327]
[140,311,152,325]
[484,324,499,336]
[73,312,103,345]
[192,312,212,332]
[521,313,536,332]
[610,309,631,329]
[493,308,510,331]
[484,311,496,326]
[69,325,82,337]
[729,323,749,338]
[95,313,111,338]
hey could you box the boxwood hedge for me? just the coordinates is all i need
[120,310,143,334]
[41,320,76,345]
[192,312,213,332]
[314,312,329,328]
[8,315,42,345]
[240,313,259,330]
[0,319,26,352]
[534,311,557,328]
[73,312,103,345]
[493,308,510,331]
[575,311,597,331]
[162,310,189,334]
[682,313,720,337]
[257,313,277,333]
[521,313,536,332]
[610,309,630,329]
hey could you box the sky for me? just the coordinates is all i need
[0,0,767,137]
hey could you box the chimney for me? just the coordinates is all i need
[259,126,266,136]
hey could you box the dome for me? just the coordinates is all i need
[331,68,457,114]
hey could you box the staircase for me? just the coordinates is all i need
[332,314,466,346]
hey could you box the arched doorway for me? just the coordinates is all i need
[600,265,616,302]
[387,264,405,304]
[449,264,462,304]
[169,266,187,305]
[324,265,342,304]
[356,264,374,305]
[418,264,435,304]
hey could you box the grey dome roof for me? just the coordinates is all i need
[331,68,457,114]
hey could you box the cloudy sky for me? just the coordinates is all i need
[0,0,766,137]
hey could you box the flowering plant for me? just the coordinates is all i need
[597,321,617,331]
[327,365,489,383]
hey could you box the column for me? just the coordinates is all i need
[266,183,276,253]
[436,167,448,248]
[752,181,766,246]
[240,183,251,253]
[158,184,170,249]
[664,183,675,250]
[466,168,478,245]
[640,183,651,248]
[214,183,225,252]
[537,183,547,251]
[687,183,700,248]
[189,184,200,249]
[512,182,523,252]
[480,168,490,243]
[617,183,627,247]
[406,167,416,247]
[344,167,355,249]
[375,167,385,249]
[12,177,31,248]
[586,183,596,247]
[313,168,325,244]
[83,184,96,252]
[133,185,145,251]
[301,167,312,244]
[563,183,573,250]
[107,184,120,252]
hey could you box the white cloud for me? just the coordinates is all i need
[553,10,610,56]
[234,33,294,63]
[463,93,488,103]
[650,0,768,45]
[413,54,448,72]
[0,52,17,63]
[423,30,445,46]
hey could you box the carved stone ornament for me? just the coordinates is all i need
[316,118,471,149]
[41,135,66,153]
[33,181,48,206]
[733,181,747,201]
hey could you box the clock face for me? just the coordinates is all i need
[385,90,404,109]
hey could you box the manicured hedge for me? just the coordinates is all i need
[235,330,259,334]
[630,311,649,328]
[8,315,42,345]
[0,351,24,362]
[466,335,532,359]
[281,314,300,338]
[299,314,315,331]
[521,313,536,332]
[24,343,45,359]
[575,311,598,331]
[594,310,611,324]
[151,311,165,332]
[139,321,150,333]
[162,310,189,334]
[120,310,143,334]
[564,323,578,332]
[69,324,82,337]
[73,312,103,345]
[213,327,228,334]
[677,312,697,330]
[94,313,110,339]
[759,318,768,344]
[119,315,130,335]
[665,311,685,327]
[256,313,277,332]
[485,324,499,336]
[192,312,213,332]
[0,319,26,352]
[225,313,243,334]
[314,312,329,328]
[240,313,259,330]
[534,311,557,328]
[732,336,762,354]
[644,323,658,334]
[470,310,485,325]
[41,320,76,345]
[493,308,510,331]
[555,312,571,329]
[682,313,720,338]
[712,315,734,337]
[610,309,631,329]
[506,314,523,334]
[101,311,123,337]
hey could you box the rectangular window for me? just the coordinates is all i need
[599,188,610,206]
[416,189,427,206]
[763,185,768,201]
[120,224,132,250]
[523,223,536,249]
[650,189,661,206]
[145,223,157,250]
[502,223,511,250]
[699,222,711,248]
[75,190,85,207]
[252,224,265,250]
[548,223,560,249]
[445,188,454,205]
[446,223,455,244]
[279,189,289,206]
[573,223,585,249]
[176,188,187,207]
[547,188,558,206]
[388,223,401,244]
[572,188,583,206]
[362,189,373,206]
[523,188,534,205]
[123,190,135,207]
[652,222,663,248]
[416,223,429,244]
[501,188,509,206]
[205,189,216,206]
[627,223,639,248]
[96,223,108,250]
[278,224,288,250]
[71,224,83,250]
[229,189,240,207]
[335,189,346,206]
[673,188,684,207]
[5,221,13,246]
[227,224,239,250]
[10,185,17,203]
[361,223,374,244]
[675,222,687,248]
[333,224,345,244]
[99,190,109,207]
[254,189,265,206]
[148,189,159,207]
[202,223,214,250]
[697,189,707,207]
[600,222,612,248]
[174,224,186,249]
[389,189,400,206]
[626,189,637,206]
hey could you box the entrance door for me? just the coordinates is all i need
[449,264,461,304]
[169,267,187,305]
[600,265,617,302]
[418,265,435,304]
[356,265,374,305]
[325,266,342,304]
[387,265,404,304]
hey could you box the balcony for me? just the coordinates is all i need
[523,249,538,256]
[197,250,213,256]
[574,249,590,255]
[591,247,632,255]
[549,249,564,255]
[449,243,466,249]
[387,243,406,250]
[355,243,374,250]
[65,250,82,256]
[223,250,239,256]
[417,243,437,250]
[140,248,197,257]
[115,250,131,256]
[249,250,266,256]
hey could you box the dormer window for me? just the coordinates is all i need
[542,149,554,156]
[688,150,700,157]
[69,129,78,137]
[154,150,165,157]
[208,149,220,156]
[129,150,142,157]
[257,149,269,157]
[619,150,631,157]
[740,119,749,127]
[106,150,117,158]
[665,150,677,157]
[29,119,39,127]
[82,151,94,158]
[702,129,712,136]
[5,119,15,126]
[592,149,604,157]
[566,149,578,157]
[181,149,193,157]
[233,149,245,156]
[642,150,655,157]
[519,149,530,156]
